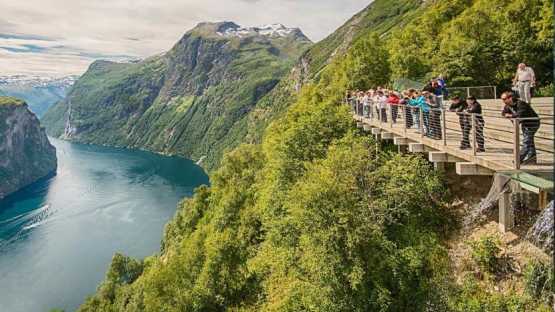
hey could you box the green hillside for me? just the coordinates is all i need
[76,0,553,310]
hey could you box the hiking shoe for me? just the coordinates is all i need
[521,156,537,165]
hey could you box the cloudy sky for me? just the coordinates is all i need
[0,0,370,77]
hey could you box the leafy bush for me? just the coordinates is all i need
[524,260,554,302]
[468,235,501,274]
[451,275,553,312]
[535,83,554,97]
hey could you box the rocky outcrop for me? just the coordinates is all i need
[0,96,57,198]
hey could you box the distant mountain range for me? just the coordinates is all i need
[0,75,78,118]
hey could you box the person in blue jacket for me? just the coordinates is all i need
[408,90,429,133]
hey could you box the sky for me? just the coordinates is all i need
[0,0,371,77]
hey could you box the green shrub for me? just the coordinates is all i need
[524,260,554,302]
[452,275,552,312]
[468,235,501,274]
[535,83,554,97]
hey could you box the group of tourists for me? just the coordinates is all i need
[347,79,449,141]
[346,63,541,165]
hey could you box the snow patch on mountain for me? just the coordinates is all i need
[0,75,78,88]
[217,23,303,39]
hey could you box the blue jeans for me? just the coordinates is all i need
[423,111,430,135]
[363,105,370,118]
[521,126,538,161]
[412,108,419,128]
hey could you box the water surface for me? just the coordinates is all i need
[0,138,209,311]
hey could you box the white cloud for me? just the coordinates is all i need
[0,0,371,77]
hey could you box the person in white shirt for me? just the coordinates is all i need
[376,90,388,122]
[362,91,371,118]
[513,63,536,104]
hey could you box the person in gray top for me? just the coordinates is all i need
[513,63,536,104]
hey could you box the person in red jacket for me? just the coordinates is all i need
[387,92,400,123]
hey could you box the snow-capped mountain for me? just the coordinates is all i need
[0,75,78,89]
[0,75,78,118]
[216,22,309,41]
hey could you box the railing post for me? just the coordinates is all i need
[471,113,477,156]
[493,86,497,99]
[467,87,470,98]
[514,119,520,169]
[403,105,407,135]
[419,108,424,138]
[389,104,393,128]
[442,108,447,146]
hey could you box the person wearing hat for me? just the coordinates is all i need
[466,96,485,152]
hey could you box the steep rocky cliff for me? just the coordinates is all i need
[42,22,311,170]
[0,96,57,198]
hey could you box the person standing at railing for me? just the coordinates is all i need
[362,91,371,118]
[512,63,536,104]
[408,89,422,130]
[466,96,485,152]
[401,91,413,128]
[375,90,383,120]
[420,91,433,136]
[449,96,471,149]
[347,91,356,113]
[357,91,364,117]
[377,90,388,122]
[387,91,400,123]
[501,91,540,165]
[426,91,442,140]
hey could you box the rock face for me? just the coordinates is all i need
[42,22,311,171]
[0,96,57,199]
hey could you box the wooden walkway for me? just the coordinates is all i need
[353,97,554,175]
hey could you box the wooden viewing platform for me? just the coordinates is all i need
[352,97,554,232]
[353,97,553,174]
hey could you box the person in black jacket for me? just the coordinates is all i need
[427,92,442,140]
[449,96,471,149]
[466,96,485,152]
[501,91,540,164]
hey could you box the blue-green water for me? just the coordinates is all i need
[0,138,209,312]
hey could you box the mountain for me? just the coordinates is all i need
[0,96,57,199]
[42,22,311,170]
[0,75,77,118]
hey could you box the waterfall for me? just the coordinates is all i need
[527,201,553,254]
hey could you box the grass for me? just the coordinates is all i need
[0,96,25,106]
